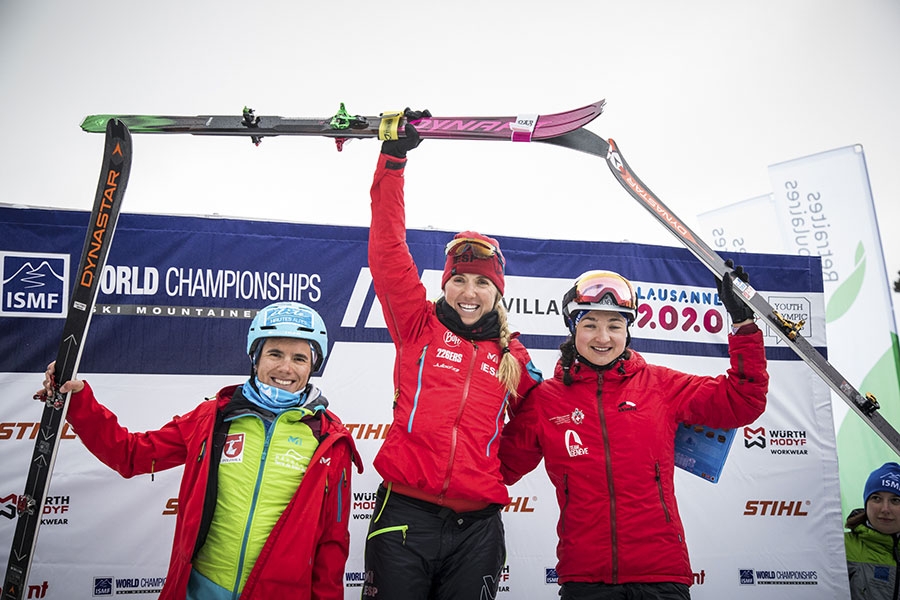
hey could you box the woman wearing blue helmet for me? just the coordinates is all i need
[38,301,361,600]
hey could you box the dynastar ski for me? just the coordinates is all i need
[80,100,605,149]
[3,120,132,600]
[540,127,900,456]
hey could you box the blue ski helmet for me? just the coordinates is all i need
[247,302,328,373]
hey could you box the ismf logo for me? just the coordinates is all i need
[221,433,245,463]
[93,576,113,596]
[1,251,69,318]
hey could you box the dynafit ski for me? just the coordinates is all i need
[80,100,605,149]
[540,127,900,457]
[3,119,132,600]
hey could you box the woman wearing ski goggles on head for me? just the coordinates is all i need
[362,108,543,600]
[499,267,769,600]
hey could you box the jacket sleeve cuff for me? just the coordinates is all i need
[379,153,407,171]
[731,322,760,335]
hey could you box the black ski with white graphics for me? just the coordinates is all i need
[540,127,900,456]
[3,119,132,600]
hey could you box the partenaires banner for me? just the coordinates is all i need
[698,145,900,519]
[0,206,847,598]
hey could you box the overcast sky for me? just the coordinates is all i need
[2,0,898,323]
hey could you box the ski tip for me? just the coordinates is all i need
[81,115,117,133]
[107,118,133,143]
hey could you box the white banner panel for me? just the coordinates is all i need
[698,145,900,520]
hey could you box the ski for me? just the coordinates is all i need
[3,120,132,600]
[80,100,605,149]
[541,127,900,456]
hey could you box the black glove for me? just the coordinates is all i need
[716,259,755,323]
[381,108,431,158]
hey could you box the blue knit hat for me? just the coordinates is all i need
[863,462,900,504]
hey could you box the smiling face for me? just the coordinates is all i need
[254,337,313,394]
[443,272,499,326]
[866,491,900,535]
[574,310,629,367]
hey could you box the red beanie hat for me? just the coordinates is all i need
[441,231,506,295]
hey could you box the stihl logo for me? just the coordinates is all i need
[503,496,536,513]
[0,422,77,440]
[743,500,810,516]
[346,423,391,440]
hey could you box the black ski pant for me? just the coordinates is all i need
[560,581,691,600]
[362,484,506,600]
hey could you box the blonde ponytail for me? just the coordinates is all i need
[495,298,522,396]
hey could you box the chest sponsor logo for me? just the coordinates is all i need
[222,433,244,463]
[275,447,307,472]
[571,408,584,425]
[436,348,463,363]
[617,400,637,412]
[551,408,587,426]
[565,430,588,457]
[443,331,462,347]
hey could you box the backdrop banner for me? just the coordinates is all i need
[0,205,848,598]
[697,144,900,519]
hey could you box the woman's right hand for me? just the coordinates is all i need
[35,361,85,399]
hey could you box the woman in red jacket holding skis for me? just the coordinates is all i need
[362,111,543,599]
[500,267,768,600]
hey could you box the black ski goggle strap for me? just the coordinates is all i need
[444,237,506,270]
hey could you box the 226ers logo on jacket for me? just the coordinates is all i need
[221,433,245,463]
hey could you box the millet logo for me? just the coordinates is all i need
[1,252,69,318]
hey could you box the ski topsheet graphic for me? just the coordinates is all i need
[3,120,132,600]
[541,127,900,457]
[80,100,605,149]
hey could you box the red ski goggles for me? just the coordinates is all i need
[571,271,637,311]
[444,237,506,270]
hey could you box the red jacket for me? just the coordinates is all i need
[369,153,541,506]
[65,381,362,600]
[499,326,768,586]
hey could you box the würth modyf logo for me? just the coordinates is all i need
[1,251,69,317]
